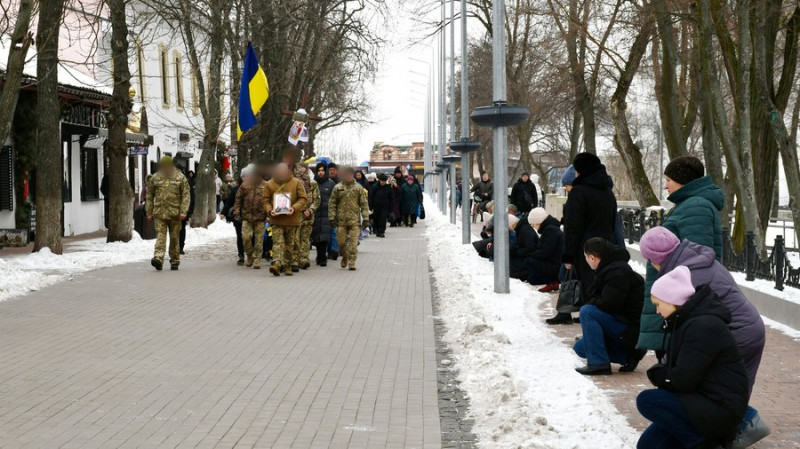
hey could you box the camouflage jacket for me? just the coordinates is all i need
[262,176,308,227]
[293,163,312,193]
[233,180,268,223]
[302,180,321,224]
[329,180,369,226]
[146,171,191,220]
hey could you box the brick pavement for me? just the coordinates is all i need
[0,224,440,448]
[540,295,800,448]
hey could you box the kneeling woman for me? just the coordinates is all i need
[637,266,748,448]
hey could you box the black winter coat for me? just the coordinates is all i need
[312,177,336,243]
[221,184,240,223]
[562,164,618,264]
[370,183,394,215]
[585,244,644,348]
[510,219,539,258]
[646,285,749,442]
[510,179,538,213]
[525,216,563,280]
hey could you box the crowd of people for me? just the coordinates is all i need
[470,153,769,449]
[144,150,425,274]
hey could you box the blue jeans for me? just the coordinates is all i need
[328,227,339,254]
[637,389,706,448]
[573,304,629,366]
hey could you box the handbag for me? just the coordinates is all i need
[419,204,426,220]
[556,269,583,313]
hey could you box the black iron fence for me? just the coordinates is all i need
[620,208,800,291]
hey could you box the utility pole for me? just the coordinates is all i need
[459,0,471,243]
[438,0,447,213]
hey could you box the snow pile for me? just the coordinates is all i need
[425,197,638,448]
[0,220,235,302]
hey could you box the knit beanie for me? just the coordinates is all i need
[527,207,548,226]
[664,156,704,186]
[561,165,577,186]
[572,153,602,174]
[651,266,695,306]
[640,226,680,265]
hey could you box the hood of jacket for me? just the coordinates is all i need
[661,239,716,274]
[666,284,731,331]
[596,243,631,270]
[667,176,724,211]
[538,215,561,234]
[572,164,611,191]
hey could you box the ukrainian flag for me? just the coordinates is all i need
[237,43,269,140]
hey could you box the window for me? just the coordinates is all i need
[136,41,146,101]
[0,146,12,211]
[173,51,184,110]
[159,45,170,107]
[80,147,100,201]
[191,70,199,115]
[62,140,72,203]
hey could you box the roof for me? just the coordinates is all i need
[0,35,112,99]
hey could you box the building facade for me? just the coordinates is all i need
[368,142,425,175]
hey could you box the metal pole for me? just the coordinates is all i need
[492,0,509,293]
[448,0,458,224]
[460,0,471,243]
[424,67,433,196]
[438,0,447,213]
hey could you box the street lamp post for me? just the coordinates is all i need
[438,0,447,214]
[470,0,530,294]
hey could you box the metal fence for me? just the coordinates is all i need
[620,208,800,291]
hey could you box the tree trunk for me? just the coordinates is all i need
[0,0,34,146]
[33,0,67,253]
[653,0,688,159]
[106,0,134,243]
[610,11,660,207]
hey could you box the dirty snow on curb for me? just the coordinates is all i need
[0,220,235,302]
[424,197,637,448]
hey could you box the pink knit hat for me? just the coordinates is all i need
[651,266,695,306]
[640,226,680,265]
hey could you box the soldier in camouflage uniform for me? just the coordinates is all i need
[294,179,320,269]
[233,164,268,269]
[285,149,312,271]
[328,167,370,271]
[262,163,308,276]
[146,156,191,271]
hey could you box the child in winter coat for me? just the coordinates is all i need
[637,266,749,449]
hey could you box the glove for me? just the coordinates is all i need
[361,219,370,230]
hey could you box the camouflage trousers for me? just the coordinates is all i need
[154,218,182,265]
[242,220,265,260]
[293,221,314,266]
[336,224,360,267]
[271,225,299,268]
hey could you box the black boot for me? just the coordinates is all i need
[545,312,573,325]
[575,363,612,375]
[151,258,163,271]
[619,349,648,373]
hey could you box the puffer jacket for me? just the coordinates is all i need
[639,175,725,350]
[646,285,749,443]
[233,180,268,222]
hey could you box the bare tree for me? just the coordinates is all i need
[0,0,34,147]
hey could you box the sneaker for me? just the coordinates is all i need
[170,264,179,271]
[237,257,245,266]
[283,266,294,276]
[733,412,771,449]
[538,282,560,293]
[151,258,163,271]
[575,363,612,376]
[545,313,573,325]
[620,349,648,373]
[269,264,281,277]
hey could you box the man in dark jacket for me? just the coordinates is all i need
[549,152,617,325]
[471,173,494,213]
[510,172,538,213]
[509,214,539,280]
[525,208,563,291]
[391,167,404,227]
[638,268,749,448]
[220,174,245,265]
[369,174,394,238]
[312,162,335,266]
[573,238,645,375]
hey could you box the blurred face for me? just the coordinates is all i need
[533,222,541,231]
[342,170,355,183]
[379,179,387,185]
[521,175,529,182]
[482,174,489,182]
[160,162,175,175]
[406,178,413,185]
[584,252,601,271]
[355,172,363,180]
[665,176,683,195]
[329,167,338,179]
[273,163,291,182]
[317,167,326,178]
[652,296,678,318]
[395,172,402,179]
[225,174,232,182]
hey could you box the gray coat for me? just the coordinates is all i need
[660,239,765,394]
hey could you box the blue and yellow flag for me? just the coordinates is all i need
[237,43,269,140]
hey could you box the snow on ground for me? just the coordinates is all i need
[0,220,235,302]
[425,197,638,448]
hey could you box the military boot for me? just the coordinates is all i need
[269,263,281,277]
[283,266,294,276]
[151,258,163,271]
[340,253,348,269]
[245,255,254,267]
[348,263,357,271]
[253,259,261,269]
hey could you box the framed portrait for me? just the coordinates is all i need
[273,193,292,215]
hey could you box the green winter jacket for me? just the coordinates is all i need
[637,176,725,350]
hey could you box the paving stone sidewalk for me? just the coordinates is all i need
[0,225,440,448]
[541,296,800,448]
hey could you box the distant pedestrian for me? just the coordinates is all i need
[312,163,335,266]
[146,156,191,271]
[370,173,394,238]
[295,178,320,270]
[471,173,494,214]
[234,164,268,269]
[220,173,245,265]
[214,169,223,212]
[179,172,195,255]
[329,167,370,271]
[391,167,404,227]
[400,175,423,227]
[263,163,308,276]
[510,171,538,213]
